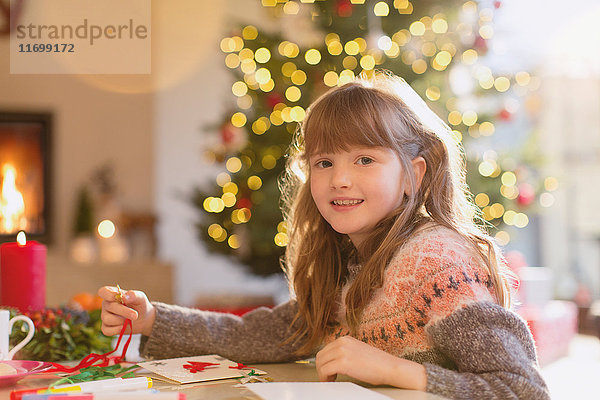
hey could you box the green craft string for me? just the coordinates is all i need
[48,364,140,388]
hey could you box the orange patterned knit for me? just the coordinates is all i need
[326,223,497,358]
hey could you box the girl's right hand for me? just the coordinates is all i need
[97,286,156,337]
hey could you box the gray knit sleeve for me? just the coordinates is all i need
[424,302,550,399]
[139,300,308,363]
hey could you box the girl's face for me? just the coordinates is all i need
[309,146,409,247]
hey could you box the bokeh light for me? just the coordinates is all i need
[247,176,263,190]
[305,49,321,64]
[98,220,115,238]
[226,157,242,173]
[374,1,390,16]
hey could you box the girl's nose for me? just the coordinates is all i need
[330,167,352,189]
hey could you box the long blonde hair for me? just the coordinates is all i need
[280,72,513,355]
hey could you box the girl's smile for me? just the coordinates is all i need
[331,198,364,209]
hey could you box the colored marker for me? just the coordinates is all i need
[11,378,152,400]
[22,390,160,400]
[22,391,185,400]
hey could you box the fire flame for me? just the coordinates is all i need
[17,231,26,246]
[0,164,26,233]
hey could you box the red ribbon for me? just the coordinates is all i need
[229,362,248,370]
[44,319,133,374]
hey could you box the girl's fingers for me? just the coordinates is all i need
[316,340,343,366]
[97,286,119,301]
[101,323,125,336]
[102,300,139,320]
[98,286,145,336]
[101,310,124,327]
[98,286,137,305]
[100,309,125,336]
[316,347,340,382]
[316,358,339,382]
[315,337,358,381]
[122,290,143,306]
[319,372,337,382]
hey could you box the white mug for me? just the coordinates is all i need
[0,309,35,360]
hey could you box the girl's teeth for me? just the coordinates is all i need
[333,199,362,205]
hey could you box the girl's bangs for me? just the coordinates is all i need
[302,85,395,157]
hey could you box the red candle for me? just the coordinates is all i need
[0,232,46,312]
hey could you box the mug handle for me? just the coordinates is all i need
[7,316,35,360]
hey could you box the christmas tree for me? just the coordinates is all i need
[73,187,94,235]
[192,0,552,275]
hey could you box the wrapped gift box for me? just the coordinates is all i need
[516,267,554,308]
[518,300,578,366]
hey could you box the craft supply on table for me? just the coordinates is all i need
[47,364,139,387]
[0,363,17,376]
[244,382,391,400]
[0,361,51,388]
[2,300,258,399]
[137,355,267,385]
[114,285,124,305]
[43,287,133,374]
[0,232,46,312]
[21,391,186,400]
[10,377,152,400]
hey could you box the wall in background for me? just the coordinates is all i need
[539,76,600,298]
[151,0,287,306]
[0,43,154,256]
[492,1,600,297]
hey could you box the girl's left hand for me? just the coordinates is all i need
[315,335,427,390]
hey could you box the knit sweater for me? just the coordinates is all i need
[139,224,549,399]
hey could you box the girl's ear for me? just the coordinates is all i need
[405,156,426,195]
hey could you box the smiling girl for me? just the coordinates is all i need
[99,72,549,399]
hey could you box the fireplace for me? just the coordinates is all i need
[0,112,52,244]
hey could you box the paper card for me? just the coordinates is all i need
[244,382,391,400]
[137,355,266,384]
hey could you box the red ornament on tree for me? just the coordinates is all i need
[517,183,535,207]
[221,123,236,145]
[498,108,512,121]
[494,1,502,9]
[267,92,285,109]
[237,197,253,210]
[218,122,247,154]
[474,36,488,53]
[336,0,353,17]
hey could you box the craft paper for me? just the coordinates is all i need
[244,382,391,400]
[138,355,266,384]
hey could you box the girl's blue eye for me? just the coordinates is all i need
[357,157,373,165]
[316,160,332,168]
